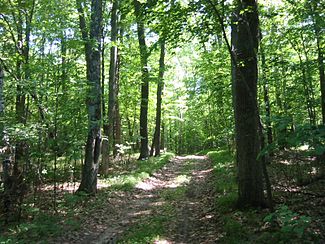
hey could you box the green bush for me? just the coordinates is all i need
[263,205,312,241]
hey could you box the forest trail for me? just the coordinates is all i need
[54,155,219,243]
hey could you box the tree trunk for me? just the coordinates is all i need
[134,0,149,160]
[113,25,123,157]
[150,40,166,157]
[317,35,325,124]
[232,0,264,208]
[161,121,165,151]
[101,0,119,173]
[113,57,122,156]
[77,0,103,194]
[260,43,273,146]
[311,7,325,124]
[14,0,35,177]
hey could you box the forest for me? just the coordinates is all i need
[0,0,324,243]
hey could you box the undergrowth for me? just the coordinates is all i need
[207,149,320,243]
[102,152,174,190]
[0,153,174,244]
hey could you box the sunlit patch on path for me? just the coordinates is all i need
[50,155,218,243]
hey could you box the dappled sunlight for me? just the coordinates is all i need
[135,177,166,190]
[135,172,192,190]
[153,238,172,244]
[41,182,79,193]
[149,201,166,207]
[175,155,207,160]
[41,179,113,193]
[128,209,152,217]
[135,155,210,191]
[192,168,213,178]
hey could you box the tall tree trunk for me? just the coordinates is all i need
[161,121,165,151]
[150,40,165,157]
[14,0,35,177]
[101,0,119,174]
[0,65,9,222]
[310,2,325,124]
[0,66,4,133]
[260,43,273,145]
[317,35,325,124]
[77,0,103,194]
[134,0,149,160]
[101,35,106,124]
[232,0,264,208]
[113,49,122,156]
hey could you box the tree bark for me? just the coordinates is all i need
[317,33,325,124]
[113,49,122,156]
[310,1,325,124]
[77,0,103,194]
[101,0,119,174]
[150,40,165,157]
[14,0,35,177]
[260,43,273,145]
[232,0,264,207]
[134,0,149,160]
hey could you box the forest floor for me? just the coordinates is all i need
[52,155,220,243]
[1,150,324,243]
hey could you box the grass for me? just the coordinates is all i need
[207,150,263,243]
[0,153,174,244]
[119,209,172,244]
[102,152,174,190]
[120,157,195,243]
[207,150,237,212]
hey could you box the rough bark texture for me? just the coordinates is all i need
[134,0,149,160]
[150,40,165,157]
[77,0,103,194]
[232,0,264,207]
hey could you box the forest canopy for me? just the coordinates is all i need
[0,0,324,242]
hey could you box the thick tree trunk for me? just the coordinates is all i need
[77,0,103,194]
[232,0,264,208]
[150,40,165,157]
[134,0,149,160]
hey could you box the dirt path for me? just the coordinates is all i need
[54,155,219,243]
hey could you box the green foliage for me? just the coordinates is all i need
[120,215,169,244]
[222,215,249,243]
[207,150,237,214]
[160,186,186,201]
[263,205,312,240]
[0,213,63,243]
[260,122,325,157]
[103,152,174,190]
